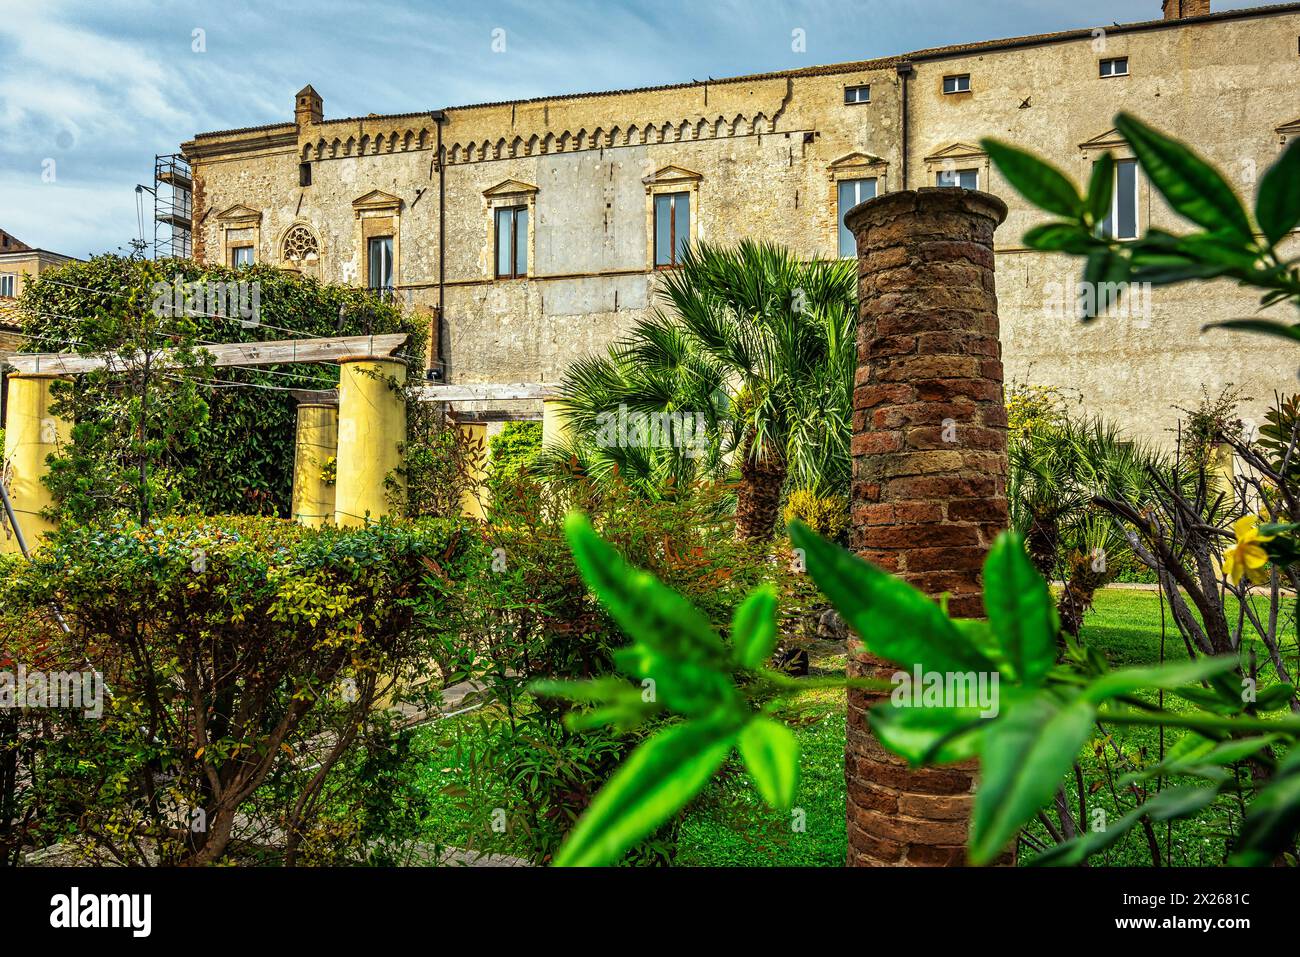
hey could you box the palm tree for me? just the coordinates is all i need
[1009,412,1168,634]
[545,240,856,541]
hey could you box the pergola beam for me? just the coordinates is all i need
[416,382,560,402]
[3,333,408,376]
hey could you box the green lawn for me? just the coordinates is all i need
[401,588,1297,866]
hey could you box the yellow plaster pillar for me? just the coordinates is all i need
[458,422,488,520]
[335,358,406,527]
[291,402,338,527]
[541,397,572,448]
[1,373,70,554]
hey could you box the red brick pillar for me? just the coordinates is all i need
[843,188,1009,866]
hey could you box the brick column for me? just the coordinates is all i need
[843,188,1009,867]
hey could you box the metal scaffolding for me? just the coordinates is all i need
[153,153,192,259]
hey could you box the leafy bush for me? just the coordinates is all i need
[0,515,463,865]
[419,473,817,864]
[782,489,849,543]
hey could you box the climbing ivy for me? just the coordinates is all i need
[16,254,425,519]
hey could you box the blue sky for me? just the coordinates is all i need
[0,0,1267,259]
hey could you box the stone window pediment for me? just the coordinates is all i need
[215,204,262,225]
[1078,129,1126,153]
[642,165,703,190]
[352,190,404,217]
[483,179,539,199]
[923,142,987,164]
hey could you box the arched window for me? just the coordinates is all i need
[282,224,319,263]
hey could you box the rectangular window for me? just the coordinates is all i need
[844,85,871,105]
[943,74,971,94]
[230,246,254,268]
[368,236,394,291]
[494,206,528,279]
[299,162,312,187]
[837,178,878,257]
[1100,158,1139,241]
[654,192,690,268]
[936,168,979,189]
[1100,57,1129,77]
[0,273,14,297]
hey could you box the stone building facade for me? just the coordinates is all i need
[0,228,78,427]
[182,1,1300,445]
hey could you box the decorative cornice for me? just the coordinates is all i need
[483,179,539,198]
[1078,128,1126,151]
[351,189,404,215]
[828,152,889,174]
[923,142,987,163]
[643,164,703,185]
[215,203,262,224]
[295,109,780,169]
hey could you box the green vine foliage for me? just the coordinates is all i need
[17,254,424,520]
[537,516,1300,867]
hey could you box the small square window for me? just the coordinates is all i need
[943,74,971,94]
[1100,57,1129,78]
[937,168,979,189]
[844,85,871,105]
[230,246,254,268]
[299,162,312,187]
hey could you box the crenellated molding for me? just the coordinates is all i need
[299,109,780,166]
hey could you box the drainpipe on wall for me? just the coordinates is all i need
[430,109,447,381]
[896,62,913,191]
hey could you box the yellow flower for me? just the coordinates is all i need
[1221,515,1275,586]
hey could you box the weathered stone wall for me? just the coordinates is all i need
[844,187,1009,867]
[181,6,1300,442]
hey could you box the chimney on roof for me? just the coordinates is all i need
[295,85,323,127]
[1162,0,1210,19]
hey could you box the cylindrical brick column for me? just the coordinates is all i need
[843,188,1010,867]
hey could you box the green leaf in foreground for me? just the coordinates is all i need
[982,139,1083,219]
[970,693,1096,865]
[790,520,996,676]
[1231,747,1300,866]
[553,717,741,867]
[1257,135,1300,247]
[1202,318,1300,345]
[1083,655,1237,704]
[982,532,1056,684]
[564,512,728,666]
[868,701,988,765]
[738,716,800,810]
[730,584,778,668]
[1087,152,1115,228]
[1031,785,1220,867]
[1115,112,1254,241]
